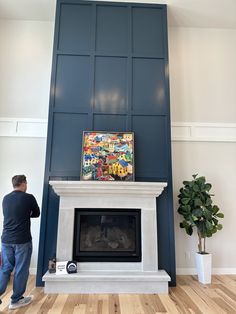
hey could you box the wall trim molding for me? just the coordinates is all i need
[176,268,236,275]
[172,122,236,142]
[1,118,236,142]
[0,117,47,138]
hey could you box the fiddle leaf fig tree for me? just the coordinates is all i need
[177,174,224,254]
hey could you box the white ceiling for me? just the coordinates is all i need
[0,0,236,29]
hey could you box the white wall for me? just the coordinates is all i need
[0,19,53,272]
[169,27,236,122]
[0,20,236,275]
[0,20,53,118]
[169,27,236,274]
[0,137,46,271]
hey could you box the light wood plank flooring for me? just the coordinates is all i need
[0,275,236,313]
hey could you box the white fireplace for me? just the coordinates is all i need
[43,181,170,293]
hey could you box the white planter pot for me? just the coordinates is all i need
[195,252,212,284]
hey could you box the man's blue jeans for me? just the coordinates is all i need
[0,241,32,303]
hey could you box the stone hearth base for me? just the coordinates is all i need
[43,270,170,294]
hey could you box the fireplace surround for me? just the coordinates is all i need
[43,181,170,293]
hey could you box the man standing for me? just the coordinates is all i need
[0,175,40,310]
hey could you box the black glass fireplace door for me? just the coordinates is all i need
[73,209,141,262]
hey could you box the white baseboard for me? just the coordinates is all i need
[212,268,236,274]
[176,268,197,275]
[176,268,236,275]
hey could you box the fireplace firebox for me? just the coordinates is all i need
[73,208,141,262]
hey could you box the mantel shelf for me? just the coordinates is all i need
[49,180,167,198]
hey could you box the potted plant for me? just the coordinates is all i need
[177,174,224,284]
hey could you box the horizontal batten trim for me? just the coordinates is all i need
[172,122,236,142]
[0,118,47,138]
[1,119,236,142]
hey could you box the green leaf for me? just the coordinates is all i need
[206,229,213,237]
[178,205,191,216]
[179,188,190,197]
[181,198,191,205]
[205,220,213,230]
[205,198,212,206]
[180,220,189,228]
[217,224,223,230]
[180,221,193,236]
[216,213,224,218]
[193,184,200,192]
[204,208,213,220]
[185,225,193,236]
[212,205,220,214]
[197,176,206,185]
[194,198,202,207]
[205,183,212,191]
[192,208,203,217]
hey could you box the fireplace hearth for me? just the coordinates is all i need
[73,209,141,262]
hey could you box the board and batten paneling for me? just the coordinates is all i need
[36,0,176,286]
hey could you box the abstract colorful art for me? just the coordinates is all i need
[81,131,134,181]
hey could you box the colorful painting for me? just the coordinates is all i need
[81,131,134,181]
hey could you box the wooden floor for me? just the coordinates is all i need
[0,275,236,313]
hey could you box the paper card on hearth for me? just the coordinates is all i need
[56,261,67,275]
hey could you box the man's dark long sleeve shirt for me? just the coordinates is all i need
[1,190,40,244]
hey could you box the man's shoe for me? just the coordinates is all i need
[9,295,33,310]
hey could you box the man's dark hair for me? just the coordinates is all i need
[12,175,27,188]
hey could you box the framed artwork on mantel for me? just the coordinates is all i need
[80,131,134,181]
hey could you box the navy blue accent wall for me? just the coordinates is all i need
[37,0,176,286]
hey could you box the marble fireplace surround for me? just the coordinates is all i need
[43,181,171,294]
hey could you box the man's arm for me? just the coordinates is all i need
[30,195,40,218]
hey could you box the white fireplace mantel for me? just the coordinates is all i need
[49,180,167,197]
[43,180,170,294]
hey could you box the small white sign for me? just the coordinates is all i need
[56,261,68,275]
